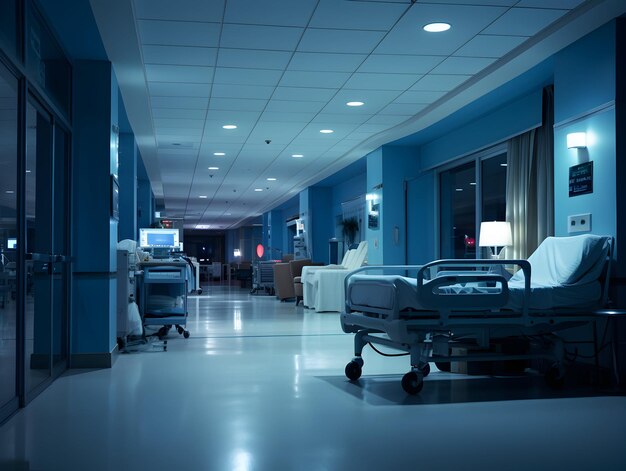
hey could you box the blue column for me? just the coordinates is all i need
[71,60,119,367]
[118,132,137,241]
[137,154,153,230]
[269,209,283,260]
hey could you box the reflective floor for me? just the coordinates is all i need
[1,284,625,471]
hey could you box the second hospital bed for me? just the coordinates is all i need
[340,234,613,394]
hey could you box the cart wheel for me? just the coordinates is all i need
[183,331,190,339]
[177,326,184,335]
[420,362,431,377]
[545,365,565,389]
[401,371,424,395]
[345,361,362,381]
[197,289,203,295]
[435,361,451,372]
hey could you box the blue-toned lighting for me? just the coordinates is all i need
[424,22,451,33]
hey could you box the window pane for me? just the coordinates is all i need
[0,0,17,58]
[481,154,507,258]
[440,162,476,259]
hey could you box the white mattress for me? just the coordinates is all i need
[347,275,601,313]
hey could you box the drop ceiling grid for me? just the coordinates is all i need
[131,0,581,227]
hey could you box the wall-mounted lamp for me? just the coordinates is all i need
[567,132,587,149]
[233,249,241,257]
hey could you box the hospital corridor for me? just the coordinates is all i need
[1,284,625,471]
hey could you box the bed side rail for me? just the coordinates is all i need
[417,259,531,316]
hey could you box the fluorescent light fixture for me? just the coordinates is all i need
[26,170,31,173]
[500,163,508,167]
[233,249,241,257]
[320,129,334,134]
[479,221,512,258]
[266,177,277,181]
[455,188,463,192]
[198,195,208,199]
[292,154,304,158]
[5,190,14,194]
[222,124,237,130]
[208,166,219,170]
[423,22,451,33]
[254,188,263,192]
[213,152,225,156]
[470,182,477,186]
[567,132,587,149]
[346,101,364,107]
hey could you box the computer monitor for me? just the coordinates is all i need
[139,228,180,249]
[7,238,16,249]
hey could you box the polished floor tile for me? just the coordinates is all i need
[0,284,625,471]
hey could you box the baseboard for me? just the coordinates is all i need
[70,343,118,369]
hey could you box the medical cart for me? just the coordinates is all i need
[137,261,190,339]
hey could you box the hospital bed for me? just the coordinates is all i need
[340,235,613,394]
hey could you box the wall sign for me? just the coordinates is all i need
[569,161,593,197]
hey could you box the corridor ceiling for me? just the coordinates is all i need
[89,0,626,229]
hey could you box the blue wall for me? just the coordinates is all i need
[366,148,384,264]
[118,132,137,241]
[407,170,436,264]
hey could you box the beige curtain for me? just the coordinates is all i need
[506,86,554,259]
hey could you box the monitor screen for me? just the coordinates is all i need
[139,228,180,248]
[7,238,16,249]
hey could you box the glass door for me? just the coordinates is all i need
[0,62,19,420]
[24,99,53,398]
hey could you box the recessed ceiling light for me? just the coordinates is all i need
[225,213,232,216]
[469,182,476,186]
[222,124,237,130]
[213,152,225,156]
[266,177,277,181]
[199,195,208,199]
[196,224,210,229]
[254,188,263,192]
[455,188,463,192]
[208,166,219,170]
[5,190,14,194]
[25,170,31,173]
[292,154,304,158]
[500,163,508,167]
[320,129,334,134]
[423,22,451,33]
[346,101,364,107]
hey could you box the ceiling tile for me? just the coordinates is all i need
[224,0,318,27]
[148,82,211,97]
[321,89,401,114]
[214,68,283,87]
[221,24,303,51]
[260,111,318,122]
[209,97,268,112]
[217,49,292,70]
[137,20,221,47]
[156,127,203,138]
[483,8,568,36]
[454,35,528,58]
[309,0,407,31]
[375,4,507,55]
[343,73,420,91]
[410,74,471,91]
[145,64,213,83]
[153,118,205,129]
[311,113,373,125]
[133,0,225,22]
[298,29,386,54]
[272,87,337,102]
[416,0,516,5]
[142,45,217,66]
[516,0,584,8]
[394,90,446,104]
[379,103,427,115]
[265,100,326,113]
[247,121,308,144]
[288,52,367,73]
[152,108,208,119]
[279,70,350,89]
[151,96,208,109]
[205,109,262,122]
[358,54,444,74]
[211,84,275,100]
[365,114,411,126]
[430,56,496,75]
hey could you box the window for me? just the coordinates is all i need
[439,148,508,259]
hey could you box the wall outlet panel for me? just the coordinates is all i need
[567,213,591,233]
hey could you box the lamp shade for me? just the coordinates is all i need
[479,221,512,247]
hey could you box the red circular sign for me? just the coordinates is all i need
[256,244,265,258]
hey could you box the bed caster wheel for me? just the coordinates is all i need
[420,363,431,377]
[177,326,184,335]
[545,365,565,389]
[345,361,362,381]
[197,289,203,295]
[435,361,451,372]
[183,331,190,339]
[402,371,424,395]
